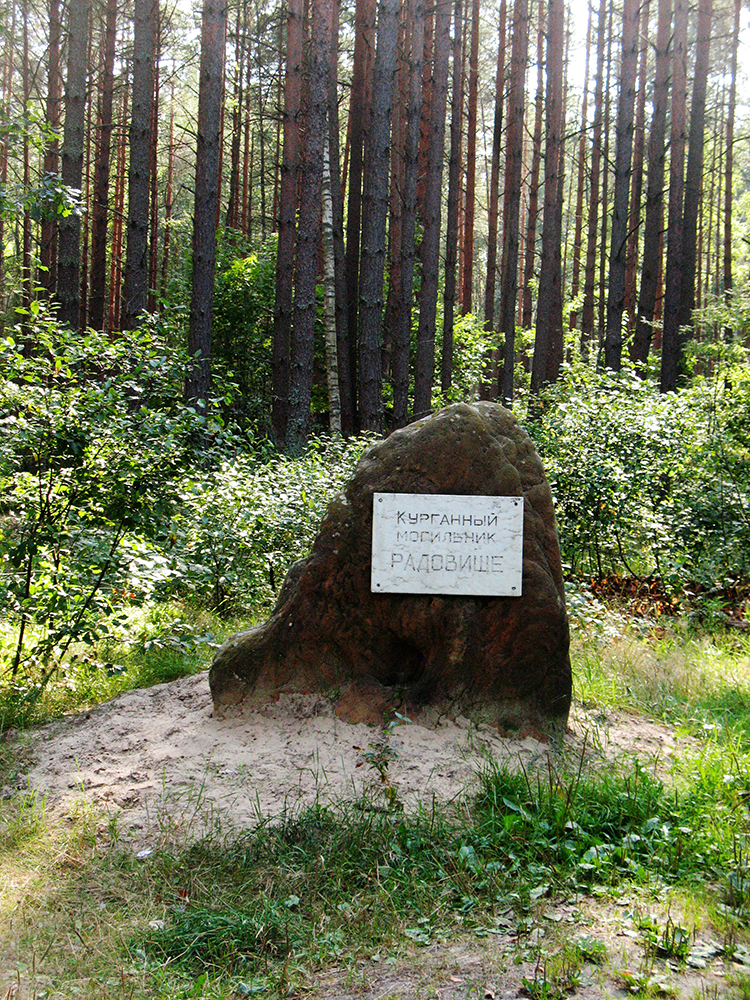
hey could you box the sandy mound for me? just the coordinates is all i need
[19,671,686,850]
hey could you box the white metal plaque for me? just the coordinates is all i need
[371,493,524,596]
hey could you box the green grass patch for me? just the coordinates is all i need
[4,608,750,997]
[0,601,241,733]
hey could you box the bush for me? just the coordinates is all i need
[162,434,373,615]
[0,303,231,691]
[212,238,276,434]
[529,359,750,590]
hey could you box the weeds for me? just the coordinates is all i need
[4,613,750,996]
[354,711,411,810]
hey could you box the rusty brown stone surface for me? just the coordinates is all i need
[209,402,571,735]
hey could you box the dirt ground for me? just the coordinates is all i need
[4,672,747,998]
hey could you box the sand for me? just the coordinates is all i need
[20,671,682,848]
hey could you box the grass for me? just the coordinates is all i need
[3,603,750,997]
[0,601,244,734]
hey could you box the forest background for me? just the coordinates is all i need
[1,0,750,697]
[4,2,750,995]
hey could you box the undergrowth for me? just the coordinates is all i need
[2,574,750,996]
[4,715,750,997]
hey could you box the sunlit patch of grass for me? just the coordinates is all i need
[0,600,246,733]
[572,618,750,734]
[3,748,750,998]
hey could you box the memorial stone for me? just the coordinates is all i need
[209,402,571,736]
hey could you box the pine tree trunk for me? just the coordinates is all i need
[344,0,377,425]
[498,0,528,406]
[225,4,244,230]
[392,0,424,427]
[676,0,712,333]
[0,3,13,329]
[597,6,612,348]
[287,0,335,452]
[322,136,342,435]
[579,0,606,353]
[88,0,117,331]
[412,0,450,418]
[724,0,740,317]
[568,1,591,332]
[271,0,303,444]
[659,0,688,392]
[530,0,564,393]
[40,0,62,294]
[603,0,639,370]
[483,2,506,335]
[21,0,32,316]
[186,0,227,405]
[327,0,354,435]
[631,0,670,367]
[78,75,93,330]
[442,0,463,394]
[383,9,407,389]
[623,0,649,335]
[121,0,155,329]
[147,8,160,312]
[161,81,175,299]
[358,0,399,431]
[57,0,90,329]
[108,79,128,331]
[520,2,543,330]
[460,0,479,314]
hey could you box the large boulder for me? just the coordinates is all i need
[210,402,571,736]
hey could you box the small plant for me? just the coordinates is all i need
[635,909,690,962]
[573,935,608,965]
[0,308,232,706]
[521,954,580,1000]
[355,712,411,810]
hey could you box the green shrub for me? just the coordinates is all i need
[212,238,276,433]
[529,360,750,590]
[0,303,231,694]
[163,434,373,614]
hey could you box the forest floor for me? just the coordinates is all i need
[3,672,747,998]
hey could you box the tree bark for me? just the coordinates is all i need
[271,0,303,444]
[579,0,606,353]
[603,0,639,370]
[483,3,506,335]
[391,0,424,426]
[631,0,670,367]
[327,0,353,434]
[322,136,342,435]
[676,0,712,334]
[460,0,479,314]
[499,0,528,406]
[442,0,463,394]
[623,0,649,335]
[88,0,117,331]
[147,8,160,313]
[57,0,90,329]
[344,0,377,426]
[185,0,227,405]
[521,2,544,330]
[121,0,156,330]
[724,0,740,315]
[412,0,450,418]
[531,0,564,393]
[568,1,591,332]
[287,0,334,451]
[358,0,399,431]
[225,3,245,230]
[659,0,688,392]
[40,0,62,294]
[108,78,128,330]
